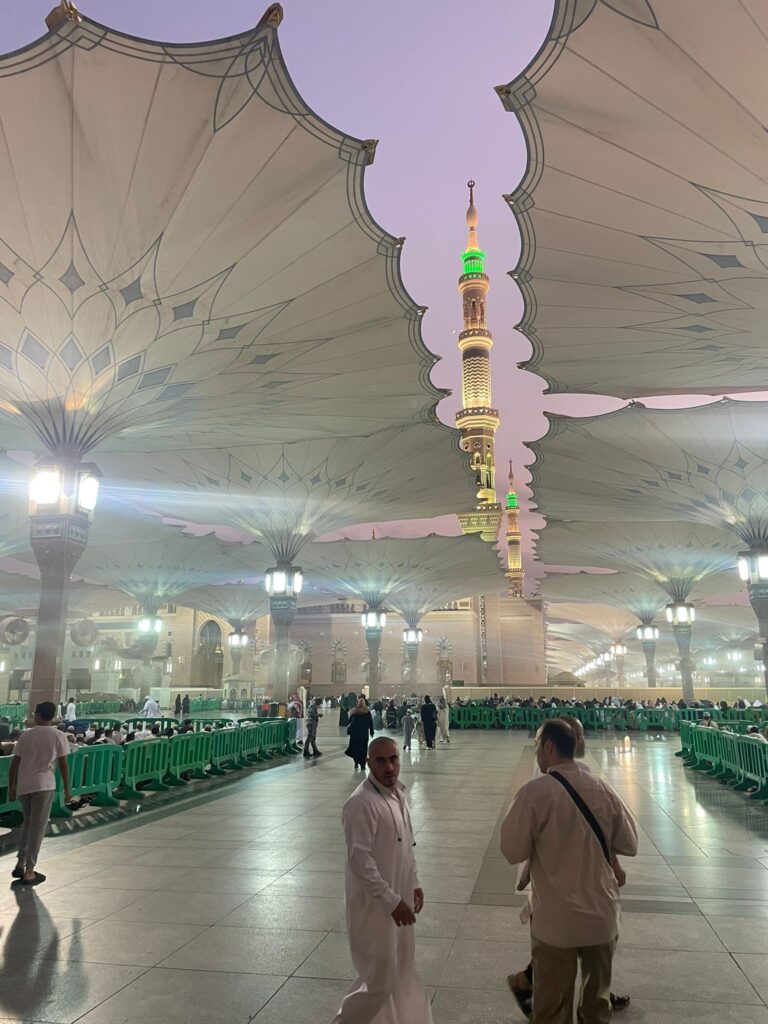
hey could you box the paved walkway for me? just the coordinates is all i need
[1,722,767,1023]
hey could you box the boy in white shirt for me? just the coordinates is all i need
[8,701,72,886]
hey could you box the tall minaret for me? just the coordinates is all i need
[505,461,524,597]
[456,181,502,543]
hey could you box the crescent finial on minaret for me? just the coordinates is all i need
[466,179,479,237]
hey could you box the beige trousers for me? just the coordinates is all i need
[531,935,616,1024]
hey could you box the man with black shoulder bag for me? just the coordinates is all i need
[501,719,638,1024]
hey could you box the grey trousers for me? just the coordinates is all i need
[17,791,55,871]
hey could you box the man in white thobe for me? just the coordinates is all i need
[501,719,638,1024]
[142,695,160,718]
[331,736,432,1024]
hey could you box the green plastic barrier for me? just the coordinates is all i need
[189,698,222,713]
[678,708,723,723]
[275,718,294,754]
[496,706,514,730]
[115,738,171,799]
[711,729,741,784]
[238,723,266,765]
[731,733,768,799]
[0,755,22,825]
[0,703,26,721]
[189,719,236,732]
[676,720,693,758]
[165,731,212,785]
[688,724,722,772]
[122,717,179,732]
[51,744,124,818]
[77,702,121,716]
[287,717,300,752]
[449,706,470,729]
[208,726,243,774]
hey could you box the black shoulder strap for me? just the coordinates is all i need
[549,770,611,864]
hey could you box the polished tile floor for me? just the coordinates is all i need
[1,722,768,1022]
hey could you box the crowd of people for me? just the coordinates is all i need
[452,692,766,711]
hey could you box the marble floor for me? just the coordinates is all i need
[1,721,768,1022]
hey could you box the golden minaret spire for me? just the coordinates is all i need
[456,180,502,542]
[505,461,524,597]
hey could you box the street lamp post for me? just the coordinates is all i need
[402,626,423,688]
[362,608,386,700]
[265,564,302,704]
[666,601,695,701]
[228,629,249,676]
[738,549,768,698]
[609,642,627,687]
[636,624,659,687]
[28,459,100,709]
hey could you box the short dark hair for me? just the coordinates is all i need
[538,719,576,759]
[35,701,57,721]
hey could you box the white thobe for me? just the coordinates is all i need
[143,698,160,718]
[332,778,432,1024]
[437,706,449,741]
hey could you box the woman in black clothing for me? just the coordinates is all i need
[345,697,374,770]
[385,700,398,730]
[420,695,438,749]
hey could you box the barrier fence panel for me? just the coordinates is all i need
[275,718,293,754]
[189,698,223,713]
[733,735,768,799]
[287,717,300,751]
[190,719,236,732]
[239,724,264,765]
[712,730,740,784]
[122,718,179,733]
[0,755,22,825]
[51,744,124,818]
[676,721,693,758]
[165,731,213,784]
[115,738,171,800]
[209,726,244,774]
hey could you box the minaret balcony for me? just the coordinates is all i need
[458,329,492,347]
[456,406,500,431]
[458,272,489,288]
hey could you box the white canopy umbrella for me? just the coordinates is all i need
[498,1,768,397]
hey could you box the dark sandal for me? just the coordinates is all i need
[19,872,46,886]
[611,993,630,1011]
[506,975,532,1020]
[11,866,23,879]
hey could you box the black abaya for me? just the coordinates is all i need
[345,711,374,767]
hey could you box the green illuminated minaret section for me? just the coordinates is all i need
[505,462,524,597]
[456,180,502,543]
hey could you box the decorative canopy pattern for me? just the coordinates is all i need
[530,401,768,546]
[545,599,638,643]
[498,0,768,397]
[696,604,757,646]
[104,424,471,563]
[298,534,503,611]
[0,567,119,618]
[291,534,504,627]
[541,571,667,625]
[536,520,742,603]
[74,531,253,612]
[175,584,269,633]
[0,7,446,455]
